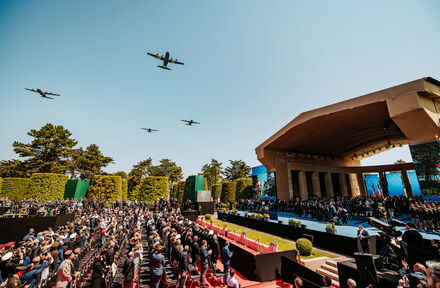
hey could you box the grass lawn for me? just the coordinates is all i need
[210,218,337,259]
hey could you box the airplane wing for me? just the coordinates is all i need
[25,88,38,92]
[193,121,200,124]
[169,59,184,65]
[152,129,159,132]
[147,52,164,60]
[45,92,60,96]
[44,96,54,99]
[180,119,189,123]
[141,128,147,130]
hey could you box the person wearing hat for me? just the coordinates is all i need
[55,250,78,288]
[19,257,47,288]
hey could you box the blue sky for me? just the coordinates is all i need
[0,0,439,176]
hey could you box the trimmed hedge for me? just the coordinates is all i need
[212,183,222,201]
[221,181,236,204]
[0,178,2,195]
[1,177,31,200]
[27,173,69,201]
[127,186,139,201]
[204,178,208,191]
[296,238,313,256]
[176,181,186,203]
[87,175,122,202]
[171,183,178,199]
[236,178,253,200]
[121,179,128,201]
[138,176,169,201]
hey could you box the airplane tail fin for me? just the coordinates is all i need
[157,65,171,70]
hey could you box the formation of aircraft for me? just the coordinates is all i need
[141,128,159,133]
[181,119,200,126]
[27,50,201,135]
[147,51,184,70]
[25,88,60,99]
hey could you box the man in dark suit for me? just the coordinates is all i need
[221,241,233,285]
[122,252,134,288]
[151,244,166,288]
[357,225,370,253]
[200,240,211,288]
[178,245,189,288]
[191,235,201,268]
[211,235,220,268]
[401,222,423,265]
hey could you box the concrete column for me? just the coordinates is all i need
[324,173,334,198]
[311,172,321,198]
[356,173,367,196]
[349,173,361,197]
[339,174,349,197]
[298,171,308,200]
[401,170,414,197]
[287,170,294,200]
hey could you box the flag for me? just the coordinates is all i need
[371,183,376,197]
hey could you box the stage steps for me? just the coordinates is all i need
[316,258,350,287]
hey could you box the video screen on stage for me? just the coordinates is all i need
[363,171,421,197]
[409,140,440,195]
[251,165,276,199]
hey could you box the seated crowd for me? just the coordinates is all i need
[0,198,156,288]
[237,196,440,232]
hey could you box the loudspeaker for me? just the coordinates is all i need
[354,253,378,285]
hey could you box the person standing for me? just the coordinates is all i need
[55,250,78,288]
[151,244,166,288]
[221,241,233,285]
[357,225,370,253]
[178,245,189,288]
[200,240,211,288]
[122,252,134,288]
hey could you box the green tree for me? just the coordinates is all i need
[127,158,152,191]
[224,160,251,181]
[113,171,127,179]
[201,159,223,190]
[70,144,113,179]
[12,123,78,174]
[148,159,183,185]
[0,159,31,178]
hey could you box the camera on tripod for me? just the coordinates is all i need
[367,217,403,238]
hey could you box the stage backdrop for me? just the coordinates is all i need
[251,165,276,199]
[363,171,421,197]
[409,140,440,196]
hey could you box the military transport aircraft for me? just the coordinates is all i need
[141,128,159,133]
[25,88,60,99]
[147,51,184,70]
[181,119,200,126]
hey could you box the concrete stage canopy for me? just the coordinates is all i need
[256,77,440,200]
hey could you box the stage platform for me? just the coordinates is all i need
[238,210,440,241]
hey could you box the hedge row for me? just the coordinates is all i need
[127,186,139,201]
[212,183,222,201]
[138,176,169,201]
[1,177,31,200]
[221,181,236,204]
[121,179,128,201]
[27,173,69,201]
[87,175,122,202]
[0,178,2,195]
[236,178,253,200]
[170,183,178,199]
[176,181,186,203]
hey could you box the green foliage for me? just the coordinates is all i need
[212,183,222,200]
[0,159,31,178]
[127,158,152,191]
[171,183,178,198]
[0,178,2,194]
[201,159,224,190]
[138,176,169,201]
[113,171,127,179]
[148,159,183,185]
[87,175,122,202]
[27,173,69,201]
[203,178,208,191]
[224,160,251,181]
[69,144,113,179]
[205,214,212,220]
[235,178,253,200]
[13,123,78,174]
[1,177,31,200]
[127,186,139,201]
[296,238,313,256]
[121,179,128,200]
[176,181,186,203]
[221,181,236,204]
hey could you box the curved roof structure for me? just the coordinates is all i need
[256,77,440,165]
